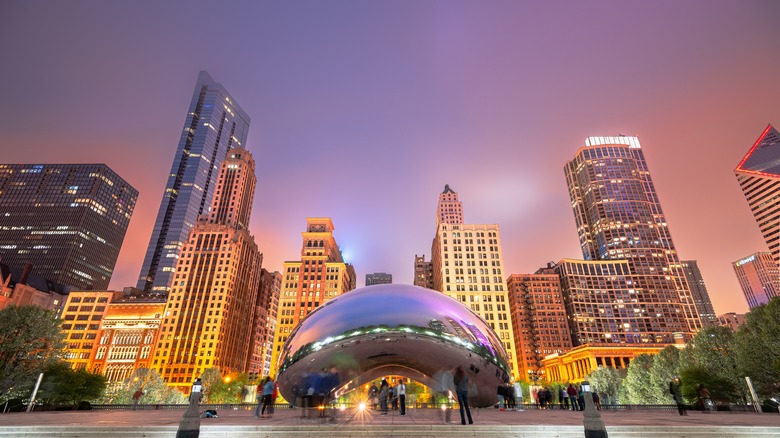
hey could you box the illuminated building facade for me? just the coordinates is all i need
[413,255,433,289]
[61,290,124,370]
[155,149,263,391]
[137,71,251,293]
[366,272,392,286]
[270,218,356,376]
[506,267,572,382]
[430,185,519,379]
[249,268,281,377]
[681,260,718,326]
[563,136,700,343]
[732,252,779,309]
[0,163,137,290]
[542,344,666,383]
[89,292,166,382]
[734,124,780,265]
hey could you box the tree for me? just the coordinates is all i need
[0,306,65,398]
[621,354,654,404]
[207,372,249,404]
[648,346,682,404]
[682,326,745,402]
[732,298,780,400]
[36,362,106,407]
[103,368,186,405]
[586,366,625,405]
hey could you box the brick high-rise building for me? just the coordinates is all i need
[430,185,519,379]
[137,71,250,293]
[154,149,262,391]
[270,218,356,376]
[0,163,137,290]
[249,269,281,377]
[732,252,779,309]
[506,266,572,382]
[561,136,700,345]
[735,124,780,265]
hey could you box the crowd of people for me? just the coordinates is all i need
[367,377,408,416]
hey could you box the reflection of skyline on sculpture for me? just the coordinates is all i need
[276,284,509,407]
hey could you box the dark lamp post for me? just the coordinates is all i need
[581,380,608,438]
[177,378,202,438]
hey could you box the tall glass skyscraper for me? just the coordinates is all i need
[562,136,700,345]
[137,71,250,292]
[0,163,137,290]
[734,124,780,265]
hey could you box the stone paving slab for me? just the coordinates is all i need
[0,407,778,437]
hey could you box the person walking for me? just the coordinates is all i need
[513,381,524,412]
[254,380,264,418]
[454,366,473,425]
[669,377,687,416]
[259,377,275,418]
[397,378,407,416]
[379,379,389,416]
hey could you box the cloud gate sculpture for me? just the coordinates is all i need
[275,284,511,407]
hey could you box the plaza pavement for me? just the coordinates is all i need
[0,405,778,437]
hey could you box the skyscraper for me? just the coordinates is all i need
[154,149,262,391]
[413,254,434,289]
[735,124,780,265]
[732,252,779,309]
[270,218,356,375]
[366,272,392,286]
[562,136,700,344]
[137,71,250,293]
[430,185,520,379]
[0,163,137,290]
[681,260,718,326]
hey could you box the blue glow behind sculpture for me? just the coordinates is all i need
[275,284,510,407]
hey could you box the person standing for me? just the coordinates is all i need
[567,383,578,411]
[397,378,407,416]
[497,384,506,411]
[454,366,473,425]
[559,386,569,410]
[379,379,389,416]
[132,388,144,410]
[669,377,687,416]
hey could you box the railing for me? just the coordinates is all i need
[85,402,760,412]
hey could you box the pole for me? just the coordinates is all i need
[26,373,44,413]
[176,379,202,438]
[582,381,608,438]
[745,377,762,413]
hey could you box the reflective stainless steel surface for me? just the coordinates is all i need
[275,284,510,407]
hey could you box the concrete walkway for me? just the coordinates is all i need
[0,406,778,437]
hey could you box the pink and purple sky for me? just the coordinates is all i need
[1,1,779,314]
